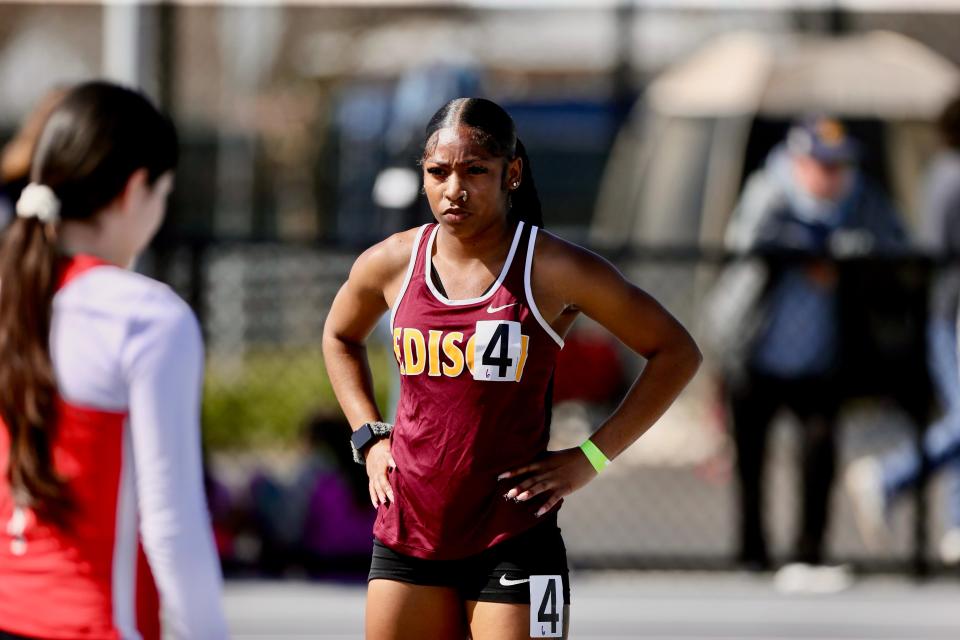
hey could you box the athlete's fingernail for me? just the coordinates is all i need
[535,508,546,517]
[506,489,517,499]
[497,472,509,480]
[387,492,395,502]
[517,492,529,501]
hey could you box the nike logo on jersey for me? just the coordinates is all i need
[499,574,530,587]
[487,302,517,313]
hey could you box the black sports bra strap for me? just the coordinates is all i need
[430,262,496,299]
[428,223,529,299]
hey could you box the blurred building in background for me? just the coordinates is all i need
[2,0,960,575]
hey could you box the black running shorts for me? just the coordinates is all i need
[368,514,570,605]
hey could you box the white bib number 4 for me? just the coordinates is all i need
[473,320,523,382]
[529,575,563,638]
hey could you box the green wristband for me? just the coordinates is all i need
[579,438,610,474]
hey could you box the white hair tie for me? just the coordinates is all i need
[16,183,61,224]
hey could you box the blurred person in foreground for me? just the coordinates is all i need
[0,88,68,231]
[0,82,227,639]
[846,95,960,563]
[723,116,906,586]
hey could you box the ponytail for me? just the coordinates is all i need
[509,138,544,229]
[0,215,68,523]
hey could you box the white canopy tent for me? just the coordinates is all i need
[647,30,960,120]
[591,30,960,248]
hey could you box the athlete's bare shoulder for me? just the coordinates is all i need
[349,225,425,299]
[531,229,621,309]
[533,229,600,268]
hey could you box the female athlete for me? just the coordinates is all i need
[322,97,701,639]
[0,82,228,639]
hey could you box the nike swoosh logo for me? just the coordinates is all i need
[487,302,517,313]
[499,574,530,587]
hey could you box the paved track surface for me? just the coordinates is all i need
[223,571,960,639]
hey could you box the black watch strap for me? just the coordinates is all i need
[350,421,393,464]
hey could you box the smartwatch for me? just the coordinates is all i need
[350,421,393,464]
[350,423,377,453]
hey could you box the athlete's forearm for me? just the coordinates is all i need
[589,339,701,461]
[322,333,383,428]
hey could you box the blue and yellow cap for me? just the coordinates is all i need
[787,116,860,164]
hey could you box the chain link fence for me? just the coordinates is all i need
[148,242,954,574]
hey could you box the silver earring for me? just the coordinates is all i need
[512,181,520,189]
[459,190,468,203]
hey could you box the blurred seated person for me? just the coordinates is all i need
[846,94,960,564]
[298,412,377,575]
[723,116,907,577]
[204,458,240,573]
[248,411,375,576]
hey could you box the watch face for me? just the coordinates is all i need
[351,424,375,451]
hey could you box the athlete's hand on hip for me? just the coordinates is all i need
[366,439,397,508]
[498,448,597,516]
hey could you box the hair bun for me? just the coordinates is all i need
[15,183,61,224]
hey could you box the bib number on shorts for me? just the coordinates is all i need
[529,575,563,638]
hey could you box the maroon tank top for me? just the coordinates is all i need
[375,221,565,560]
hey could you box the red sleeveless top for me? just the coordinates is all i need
[375,221,565,560]
[0,256,159,640]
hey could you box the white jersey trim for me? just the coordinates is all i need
[390,224,431,333]
[423,221,525,306]
[111,420,141,640]
[524,226,565,348]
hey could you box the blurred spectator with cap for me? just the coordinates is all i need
[722,115,907,585]
[846,94,960,564]
[0,87,68,231]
